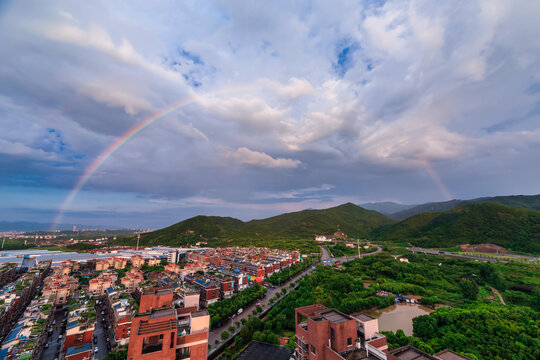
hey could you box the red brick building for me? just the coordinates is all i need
[295,304,359,360]
[126,288,210,360]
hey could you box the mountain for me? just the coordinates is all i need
[136,203,394,247]
[387,194,540,221]
[474,194,540,210]
[375,202,540,254]
[389,200,463,220]
[359,201,416,215]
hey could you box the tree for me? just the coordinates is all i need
[228,325,235,333]
[460,278,478,300]
[221,330,230,340]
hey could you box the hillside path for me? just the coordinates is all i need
[491,286,506,305]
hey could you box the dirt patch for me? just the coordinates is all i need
[459,243,509,254]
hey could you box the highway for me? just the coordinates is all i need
[208,244,381,350]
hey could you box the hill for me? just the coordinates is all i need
[387,194,540,220]
[129,203,394,250]
[375,202,540,254]
[359,201,416,215]
[389,200,463,220]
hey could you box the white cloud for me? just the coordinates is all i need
[222,147,301,168]
[79,82,153,115]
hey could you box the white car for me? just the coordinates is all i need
[94,347,99,353]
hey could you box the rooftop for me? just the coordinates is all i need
[313,309,352,324]
[66,342,92,356]
[236,341,293,360]
[355,313,376,322]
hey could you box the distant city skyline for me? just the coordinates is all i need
[1,1,540,228]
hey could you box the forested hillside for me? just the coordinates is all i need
[375,203,540,254]
[115,203,394,251]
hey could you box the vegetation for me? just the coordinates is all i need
[389,194,540,221]
[376,202,540,254]
[208,283,266,328]
[266,257,316,285]
[384,305,540,360]
[113,203,394,251]
[103,348,128,360]
[328,242,358,257]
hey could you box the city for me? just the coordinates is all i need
[1,1,539,360]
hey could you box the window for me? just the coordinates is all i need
[178,347,190,359]
[330,327,335,338]
[347,338,352,346]
[170,332,175,348]
[311,345,316,354]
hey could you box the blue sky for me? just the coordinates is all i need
[1,0,540,229]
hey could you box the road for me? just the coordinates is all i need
[40,309,65,360]
[94,302,111,360]
[208,244,381,347]
[407,247,539,263]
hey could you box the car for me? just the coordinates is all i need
[101,311,104,315]
[52,320,56,325]
[58,334,62,340]
[94,347,99,353]
[44,343,49,349]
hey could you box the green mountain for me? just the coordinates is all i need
[132,203,394,248]
[375,202,540,254]
[388,194,540,220]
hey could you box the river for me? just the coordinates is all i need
[365,303,432,336]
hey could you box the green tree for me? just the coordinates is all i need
[460,278,478,300]
[221,330,230,340]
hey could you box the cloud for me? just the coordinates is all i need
[222,147,301,168]
[79,82,153,115]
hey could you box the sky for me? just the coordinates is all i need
[1,0,540,229]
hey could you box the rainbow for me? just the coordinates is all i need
[51,89,453,230]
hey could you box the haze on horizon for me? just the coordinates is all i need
[1,0,540,229]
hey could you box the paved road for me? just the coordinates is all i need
[40,309,65,360]
[94,303,111,360]
[407,247,539,263]
[208,244,382,347]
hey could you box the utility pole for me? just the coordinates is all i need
[1,237,5,250]
[136,234,140,250]
[357,238,360,258]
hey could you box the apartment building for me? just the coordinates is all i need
[131,255,145,269]
[193,279,220,307]
[64,318,95,350]
[89,275,114,296]
[126,288,209,360]
[42,274,78,305]
[217,277,235,299]
[121,271,144,292]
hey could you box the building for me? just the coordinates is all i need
[147,257,161,267]
[110,298,134,345]
[121,271,144,293]
[217,277,235,299]
[193,279,220,307]
[126,288,209,360]
[295,304,360,360]
[131,255,145,269]
[164,263,181,274]
[64,318,95,350]
[65,342,93,360]
[42,274,78,305]
[167,250,180,264]
[294,304,471,360]
[89,275,114,296]
[95,259,109,271]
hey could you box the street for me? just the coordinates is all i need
[208,244,381,347]
[93,302,111,360]
[40,309,65,360]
